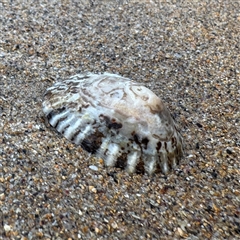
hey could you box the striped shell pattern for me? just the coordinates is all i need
[42,73,184,174]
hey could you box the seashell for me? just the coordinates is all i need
[42,73,184,174]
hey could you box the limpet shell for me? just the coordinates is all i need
[42,73,184,174]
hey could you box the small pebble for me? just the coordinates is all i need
[89,165,99,171]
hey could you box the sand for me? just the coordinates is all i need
[0,0,239,239]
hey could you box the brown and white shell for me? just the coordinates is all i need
[42,73,184,174]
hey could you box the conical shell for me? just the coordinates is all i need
[42,73,184,174]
